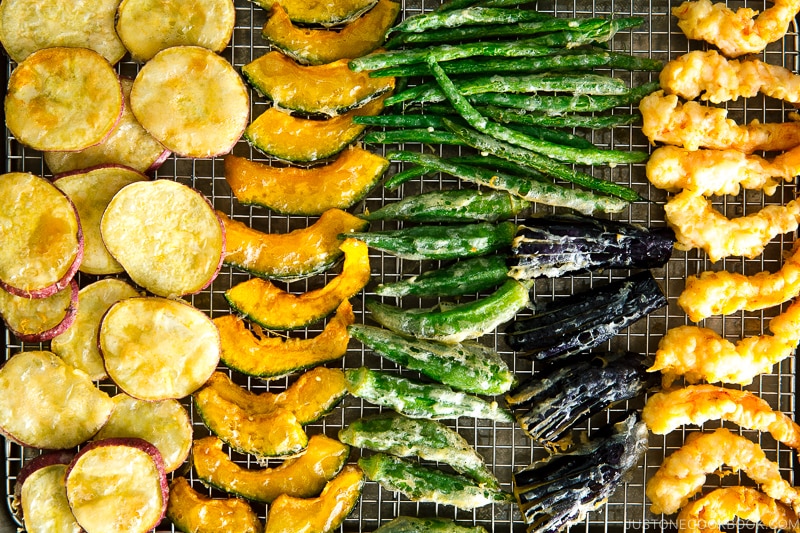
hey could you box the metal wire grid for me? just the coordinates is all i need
[2,0,800,531]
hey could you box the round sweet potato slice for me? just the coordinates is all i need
[0,0,126,64]
[99,297,220,400]
[45,78,171,175]
[130,46,249,158]
[0,279,78,342]
[116,0,235,62]
[55,165,149,275]
[0,351,114,449]
[100,179,224,297]
[51,278,140,381]
[93,393,193,473]
[0,172,82,298]
[5,47,123,152]
[16,452,81,533]
[65,438,168,533]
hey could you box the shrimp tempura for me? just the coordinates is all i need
[642,384,800,449]
[640,91,800,152]
[646,428,800,515]
[673,0,800,57]
[678,239,800,321]
[646,145,800,196]
[650,298,800,386]
[665,190,800,262]
[678,486,800,533]
[661,50,800,104]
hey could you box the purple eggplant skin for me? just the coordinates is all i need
[513,412,648,533]
[506,214,675,280]
[505,271,667,362]
[505,351,656,448]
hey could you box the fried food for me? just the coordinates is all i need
[677,486,800,533]
[660,50,800,104]
[678,239,800,322]
[665,190,800,262]
[673,0,800,57]
[642,384,800,449]
[640,91,800,152]
[646,428,800,515]
[646,145,800,196]
[649,298,800,386]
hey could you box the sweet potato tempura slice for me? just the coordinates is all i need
[673,0,800,57]
[650,298,800,386]
[643,384,800,449]
[661,50,800,104]
[665,190,800,262]
[646,428,800,515]
[678,238,800,321]
[640,91,800,152]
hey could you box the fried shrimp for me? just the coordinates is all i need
[646,428,800,515]
[640,91,800,152]
[677,486,800,533]
[665,190,800,262]
[672,0,800,57]
[646,145,800,196]
[649,298,800,386]
[678,239,800,322]
[660,50,800,104]
[642,384,800,448]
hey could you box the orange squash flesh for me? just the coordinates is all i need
[224,239,370,330]
[244,94,388,163]
[224,147,388,216]
[192,434,350,503]
[243,51,394,117]
[215,300,354,378]
[261,0,400,65]
[219,209,368,280]
[201,368,347,424]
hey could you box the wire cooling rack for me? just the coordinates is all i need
[3,0,800,531]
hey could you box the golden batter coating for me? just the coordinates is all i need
[677,486,800,533]
[665,190,800,262]
[646,428,800,515]
[650,297,800,386]
[678,239,800,322]
[673,0,800,57]
[646,145,800,197]
[640,91,800,152]
[643,384,800,449]
[660,50,800,104]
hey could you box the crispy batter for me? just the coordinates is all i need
[649,298,800,386]
[678,239,800,322]
[660,50,800,104]
[640,91,800,152]
[642,384,800,448]
[646,145,800,196]
[678,486,800,533]
[665,190,800,262]
[646,428,800,515]
[673,0,800,57]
